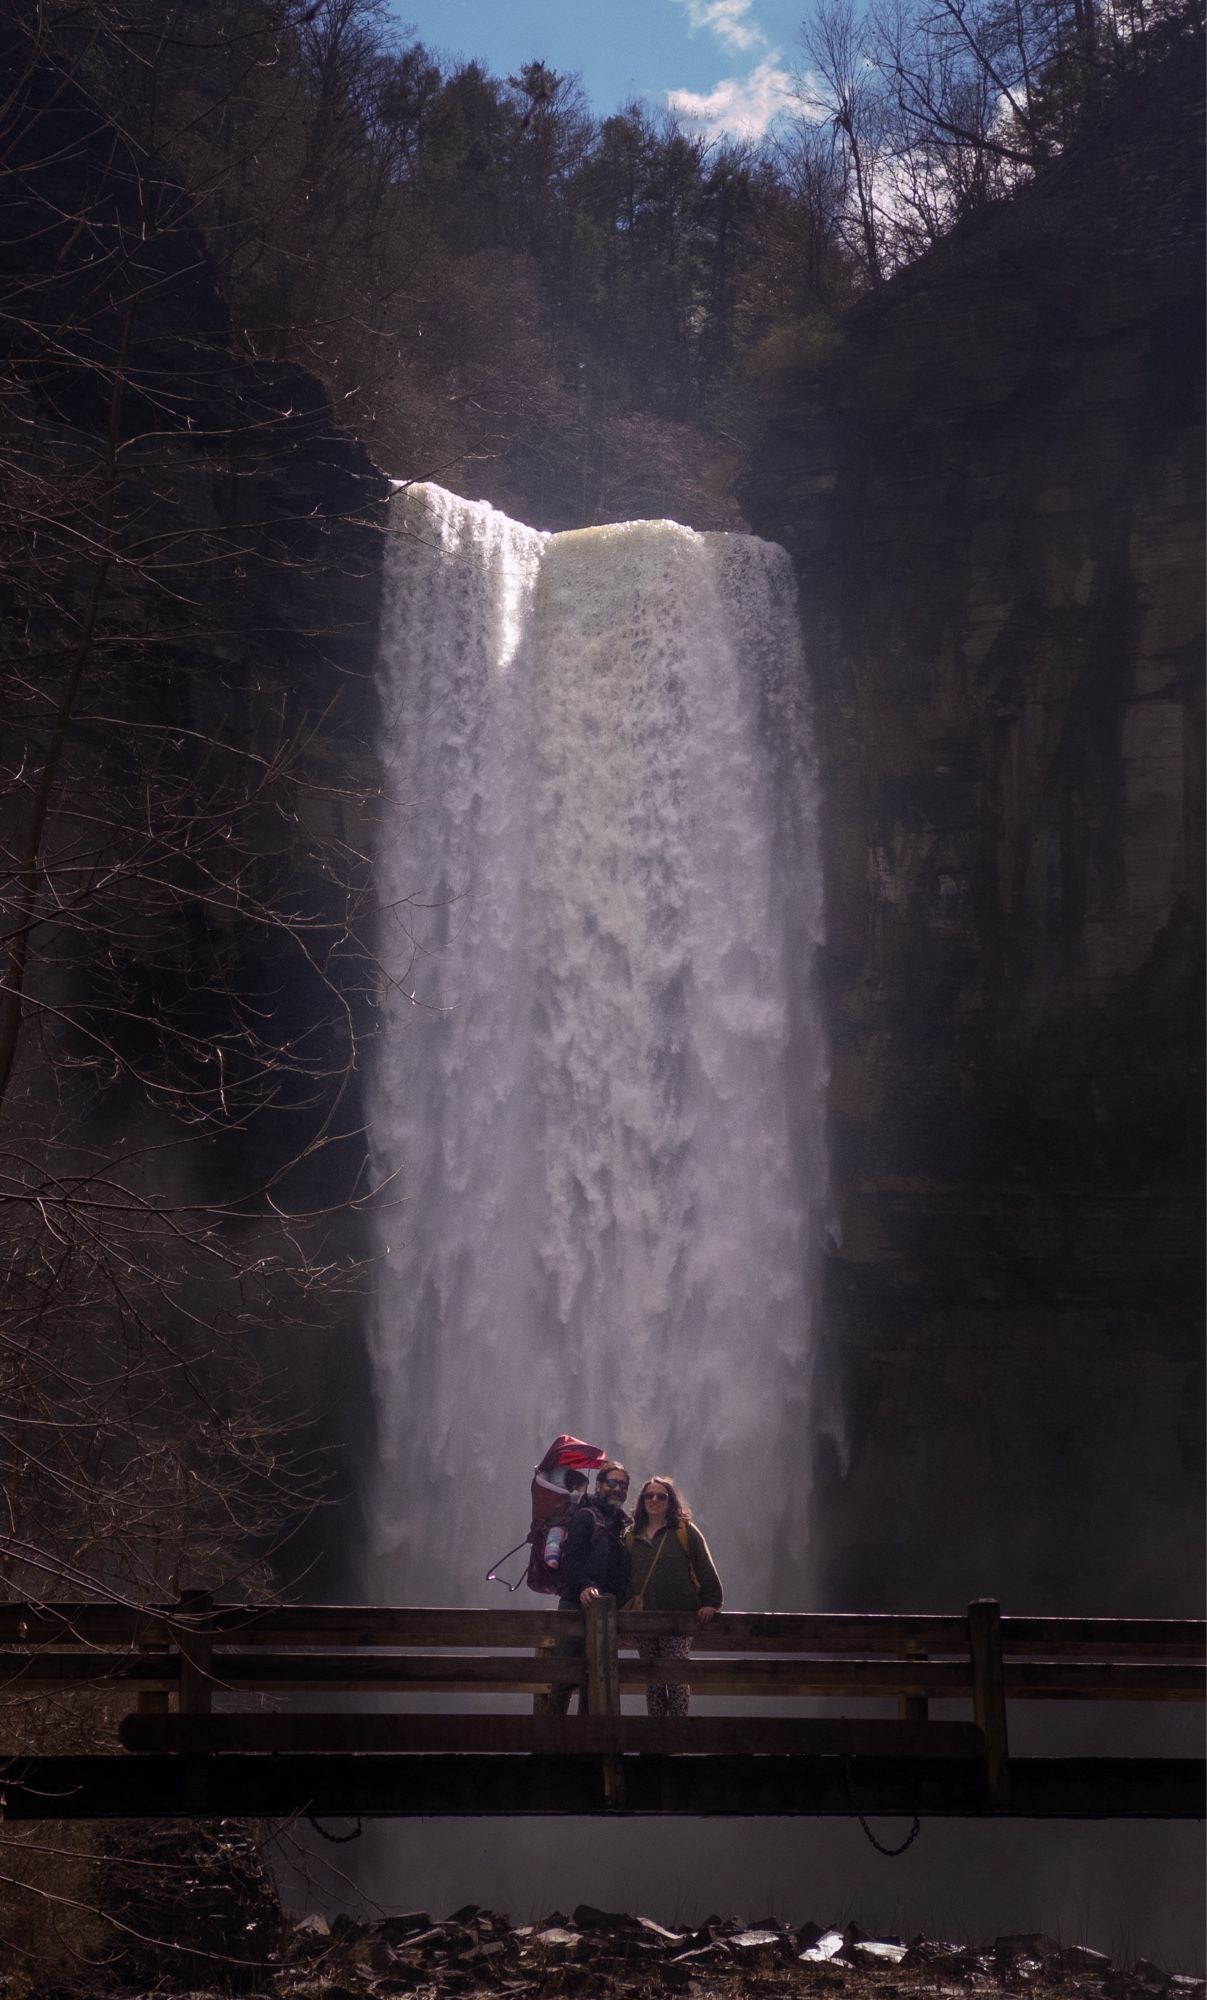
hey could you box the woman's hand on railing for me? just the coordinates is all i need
[697,1606,717,1625]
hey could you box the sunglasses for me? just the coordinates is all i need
[599,1476,629,1491]
[641,1489,669,1502]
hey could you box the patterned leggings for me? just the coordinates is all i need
[637,1634,691,1717]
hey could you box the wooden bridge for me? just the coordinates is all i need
[0,1598,1201,1821]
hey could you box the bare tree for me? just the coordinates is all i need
[0,11,396,1976]
[792,0,1201,288]
[1,3,384,1625]
[797,0,891,283]
[772,118,851,300]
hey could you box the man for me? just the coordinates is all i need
[546,1460,631,1717]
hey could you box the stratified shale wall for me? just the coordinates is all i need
[746,54,1205,1616]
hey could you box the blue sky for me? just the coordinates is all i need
[389,0,810,139]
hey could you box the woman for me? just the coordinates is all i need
[624,1476,722,1717]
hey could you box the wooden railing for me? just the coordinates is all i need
[0,1599,1201,1820]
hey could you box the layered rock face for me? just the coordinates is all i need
[6,20,1201,1626]
[747,57,1204,1615]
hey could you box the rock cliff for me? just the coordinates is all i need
[745,55,1204,1613]
[0,22,389,1565]
[5,20,1201,1622]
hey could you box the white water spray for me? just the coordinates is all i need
[368,484,825,1611]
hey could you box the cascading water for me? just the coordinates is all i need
[367,483,826,1612]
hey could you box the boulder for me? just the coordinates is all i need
[637,1917,687,1945]
[849,1939,908,1965]
[800,1929,846,1962]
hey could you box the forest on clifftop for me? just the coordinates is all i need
[12,0,1198,527]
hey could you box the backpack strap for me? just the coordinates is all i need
[626,1522,701,1596]
[677,1520,701,1594]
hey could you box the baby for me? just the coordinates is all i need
[541,1466,588,1570]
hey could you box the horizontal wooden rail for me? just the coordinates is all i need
[998,1618,1207,1660]
[0,1656,180,1688]
[119,1713,987,1758]
[1005,1661,1205,1701]
[1,1604,1202,1659]
[3,1651,1200,1700]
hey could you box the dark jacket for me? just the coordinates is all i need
[626,1519,723,1614]
[558,1498,631,1606]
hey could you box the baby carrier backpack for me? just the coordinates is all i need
[485,1434,609,1594]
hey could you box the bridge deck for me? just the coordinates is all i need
[0,1598,1201,1820]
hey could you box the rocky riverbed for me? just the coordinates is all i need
[8,1821,1202,2000]
[265,1902,1203,2000]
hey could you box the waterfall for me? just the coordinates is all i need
[367,483,825,1613]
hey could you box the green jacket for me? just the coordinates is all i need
[625,1520,723,1614]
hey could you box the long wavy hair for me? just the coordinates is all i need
[633,1475,693,1536]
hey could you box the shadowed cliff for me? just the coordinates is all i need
[744,52,1204,1617]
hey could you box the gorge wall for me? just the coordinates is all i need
[0,21,389,1582]
[4,21,1203,1952]
[6,18,1202,1623]
[745,53,1204,1619]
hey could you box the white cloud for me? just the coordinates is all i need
[668,58,795,139]
[676,0,768,54]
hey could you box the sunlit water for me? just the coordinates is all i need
[367,483,826,1611]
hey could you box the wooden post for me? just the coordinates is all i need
[968,1598,1010,1807]
[584,1595,624,1807]
[898,1641,929,1723]
[136,1619,170,1718]
[175,1590,213,1816]
[584,1596,620,1717]
[532,1636,556,1715]
[176,1590,213,1717]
